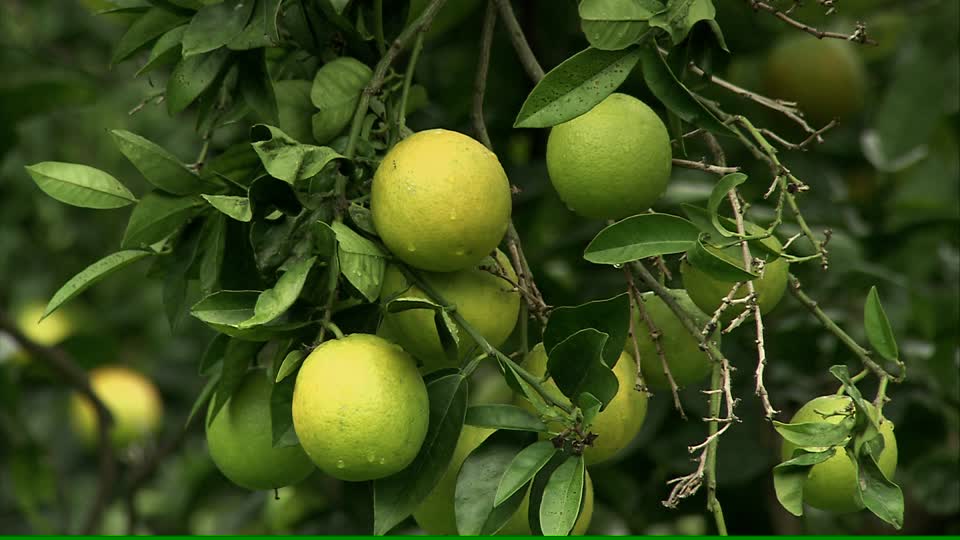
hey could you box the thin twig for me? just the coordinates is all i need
[627,275,686,418]
[745,1,876,44]
[672,158,740,176]
[492,0,544,82]
[622,269,649,395]
[471,1,497,149]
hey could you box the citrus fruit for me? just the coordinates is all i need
[764,34,866,123]
[546,93,672,219]
[15,301,72,347]
[371,129,512,272]
[518,343,648,465]
[781,395,898,513]
[263,480,328,533]
[292,334,429,481]
[205,371,314,490]
[414,425,594,535]
[378,249,520,372]
[70,365,163,449]
[681,227,789,322]
[632,290,716,390]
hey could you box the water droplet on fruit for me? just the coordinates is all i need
[336,460,346,469]
[379,457,386,465]
[449,211,458,221]
[367,453,376,463]
[407,244,417,253]
[455,248,466,256]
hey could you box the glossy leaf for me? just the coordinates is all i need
[310,57,372,144]
[773,448,837,516]
[250,124,345,184]
[198,214,227,293]
[707,173,748,238]
[191,290,260,328]
[136,25,187,77]
[331,222,386,302]
[681,204,781,258]
[208,339,259,423]
[685,235,759,282]
[494,441,557,507]
[202,195,253,222]
[639,43,730,134]
[163,223,203,331]
[42,250,153,319]
[539,455,585,536]
[514,46,641,128]
[199,333,230,376]
[182,0,254,56]
[648,0,715,45]
[270,375,299,447]
[858,448,904,528]
[121,192,205,248]
[584,213,699,264]
[864,286,899,362]
[579,0,661,51]
[465,404,549,432]
[113,7,187,64]
[111,130,202,195]
[373,373,467,535]
[548,329,619,407]
[275,349,306,383]
[773,416,855,449]
[26,162,136,209]
[239,256,316,328]
[543,293,630,369]
[455,433,529,535]
[166,48,231,114]
[275,80,316,143]
[228,0,283,50]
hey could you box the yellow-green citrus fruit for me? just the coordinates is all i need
[15,302,71,346]
[71,366,163,449]
[414,425,594,535]
[781,395,898,513]
[681,229,789,322]
[632,290,715,390]
[519,344,648,465]
[764,35,867,123]
[263,481,328,533]
[206,371,314,490]
[371,129,512,272]
[546,93,672,219]
[292,334,429,481]
[378,250,520,373]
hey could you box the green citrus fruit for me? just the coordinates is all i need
[681,227,789,322]
[371,129,512,272]
[206,371,314,490]
[71,366,163,449]
[632,290,716,390]
[378,249,520,373]
[546,93,672,219]
[518,344,648,465]
[764,35,866,123]
[292,334,429,481]
[781,395,898,513]
[414,425,594,535]
[263,480,328,533]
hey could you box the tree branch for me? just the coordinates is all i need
[471,0,497,149]
[492,0,544,82]
[746,1,876,44]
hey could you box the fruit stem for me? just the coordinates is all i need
[322,320,345,340]
[372,0,386,56]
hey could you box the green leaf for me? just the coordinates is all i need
[43,250,153,319]
[199,333,230,376]
[239,256,316,328]
[514,46,642,128]
[331,221,386,302]
[136,25,187,77]
[348,203,377,235]
[494,441,557,507]
[202,194,253,222]
[579,392,602,428]
[773,448,837,516]
[455,432,530,535]
[186,371,221,428]
[111,130,203,195]
[208,339,259,423]
[163,223,203,331]
[310,57,373,144]
[548,329,619,407]
[250,124,345,184]
[465,404,549,432]
[198,214,227,294]
[275,349,306,383]
[238,49,278,124]
[639,43,730,134]
[685,235,759,282]
[864,286,899,362]
[579,0,661,51]
[773,417,855,449]
[539,455,585,536]
[322,0,351,14]
[857,449,904,528]
[192,290,260,328]
[707,173,748,238]
[121,191,205,248]
[182,0,255,56]
[584,213,699,264]
[543,293,631,369]
[275,80,316,143]
[373,373,468,535]
[227,0,283,50]
[166,48,231,114]
[648,0,715,45]
[681,204,781,259]
[113,7,187,64]
[25,162,137,209]
[270,376,300,447]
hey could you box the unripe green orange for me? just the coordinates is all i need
[371,129,512,272]
[292,334,429,481]
[764,35,867,123]
[782,395,898,513]
[205,371,314,490]
[546,93,672,219]
[518,344,648,465]
[632,290,715,390]
[378,250,520,373]
[71,366,163,449]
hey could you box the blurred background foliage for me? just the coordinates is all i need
[0,0,957,535]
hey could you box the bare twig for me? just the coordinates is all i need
[492,0,544,82]
[746,1,876,44]
[471,1,497,149]
[627,276,685,418]
[672,158,740,176]
[0,313,116,534]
